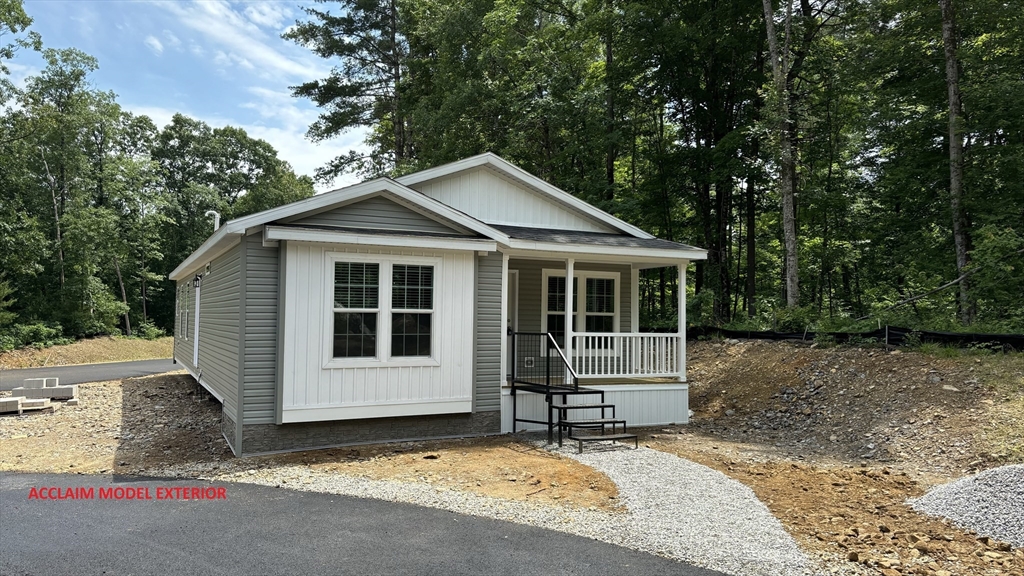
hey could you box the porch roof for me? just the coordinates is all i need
[494,225,707,262]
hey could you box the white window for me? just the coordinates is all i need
[541,269,620,349]
[326,254,440,365]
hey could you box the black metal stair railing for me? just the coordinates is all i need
[510,332,580,443]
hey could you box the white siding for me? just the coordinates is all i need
[500,384,689,433]
[280,241,475,423]
[411,166,616,233]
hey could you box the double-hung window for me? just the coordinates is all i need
[542,270,619,351]
[330,258,435,361]
[332,262,380,358]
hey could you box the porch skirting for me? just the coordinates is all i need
[233,410,501,456]
[500,384,689,433]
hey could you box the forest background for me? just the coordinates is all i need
[1,0,1022,351]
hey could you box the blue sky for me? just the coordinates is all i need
[15,0,366,189]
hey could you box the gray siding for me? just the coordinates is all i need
[510,260,632,333]
[196,245,241,420]
[290,195,458,234]
[241,233,280,424]
[173,281,195,372]
[474,253,503,411]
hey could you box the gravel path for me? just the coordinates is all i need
[155,442,811,576]
[909,464,1024,548]
[556,443,811,576]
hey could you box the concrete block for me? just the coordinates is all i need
[23,378,46,389]
[44,377,59,387]
[21,398,50,408]
[66,398,80,406]
[0,396,25,413]
[14,385,78,400]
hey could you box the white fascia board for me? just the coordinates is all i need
[265,226,497,252]
[502,240,708,262]
[397,153,656,240]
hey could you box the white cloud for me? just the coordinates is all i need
[188,42,204,57]
[144,35,164,55]
[158,0,326,82]
[163,30,182,50]
[244,3,292,29]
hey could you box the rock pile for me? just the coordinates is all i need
[910,464,1024,549]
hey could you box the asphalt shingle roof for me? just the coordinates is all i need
[492,225,704,252]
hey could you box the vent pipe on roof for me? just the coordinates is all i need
[205,210,221,232]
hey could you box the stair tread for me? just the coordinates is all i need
[551,403,614,409]
[560,418,625,425]
[569,433,638,442]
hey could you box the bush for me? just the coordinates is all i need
[0,322,72,352]
[134,322,166,340]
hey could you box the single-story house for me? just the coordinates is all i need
[170,153,707,456]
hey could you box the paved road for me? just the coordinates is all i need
[0,473,723,576]
[0,358,177,391]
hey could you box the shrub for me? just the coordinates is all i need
[134,322,166,340]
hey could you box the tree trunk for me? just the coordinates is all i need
[113,257,132,336]
[762,0,801,308]
[939,0,972,325]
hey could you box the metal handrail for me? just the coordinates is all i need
[545,333,579,386]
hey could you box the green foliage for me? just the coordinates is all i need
[134,322,166,340]
[0,322,71,352]
[0,278,16,327]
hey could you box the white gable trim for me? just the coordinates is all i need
[396,153,655,239]
[264,225,497,252]
[169,178,508,281]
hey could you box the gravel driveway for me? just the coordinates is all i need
[159,441,811,576]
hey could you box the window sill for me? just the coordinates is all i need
[323,357,441,370]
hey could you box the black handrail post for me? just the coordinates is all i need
[546,390,553,444]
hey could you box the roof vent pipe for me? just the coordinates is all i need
[205,210,221,232]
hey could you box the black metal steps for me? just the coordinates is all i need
[560,418,625,428]
[551,402,615,410]
[568,433,640,454]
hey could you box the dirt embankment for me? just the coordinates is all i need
[0,336,173,369]
[648,340,1024,576]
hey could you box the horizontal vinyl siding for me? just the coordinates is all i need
[474,253,502,412]
[511,260,633,334]
[291,195,457,234]
[242,234,279,424]
[197,245,241,420]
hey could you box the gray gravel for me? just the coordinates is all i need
[155,442,813,576]
[909,464,1024,548]
[556,443,811,576]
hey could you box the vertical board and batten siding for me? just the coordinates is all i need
[510,259,632,333]
[195,244,241,420]
[500,385,689,433]
[280,241,476,422]
[474,253,503,412]
[411,167,616,233]
[290,195,459,234]
[241,234,279,424]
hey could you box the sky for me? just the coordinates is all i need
[14,0,367,190]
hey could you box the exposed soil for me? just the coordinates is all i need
[642,339,1024,576]
[2,339,1022,576]
[0,374,618,512]
[0,336,173,369]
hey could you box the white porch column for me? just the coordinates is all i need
[677,261,687,382]
[499,252,509,383]
[630,264,640,333]
[565,257,575,378]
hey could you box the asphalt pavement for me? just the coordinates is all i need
[0,358,177,391]
[0,472,724,576]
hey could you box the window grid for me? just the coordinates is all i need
[333,262,381,358]
[391,264,434,357]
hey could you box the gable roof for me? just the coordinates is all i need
[396,153,655,239]
[168,178,508,281]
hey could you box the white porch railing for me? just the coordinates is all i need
[572,333,681,378]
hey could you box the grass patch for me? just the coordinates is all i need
[0,335,173,369]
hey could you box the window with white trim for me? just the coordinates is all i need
[542,270,620,349]
[329,256,438,362]
[332,262,380,358]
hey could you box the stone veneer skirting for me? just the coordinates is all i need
[221,411,237,453]
[236,410,502,456]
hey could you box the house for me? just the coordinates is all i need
[170,153,707,456]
